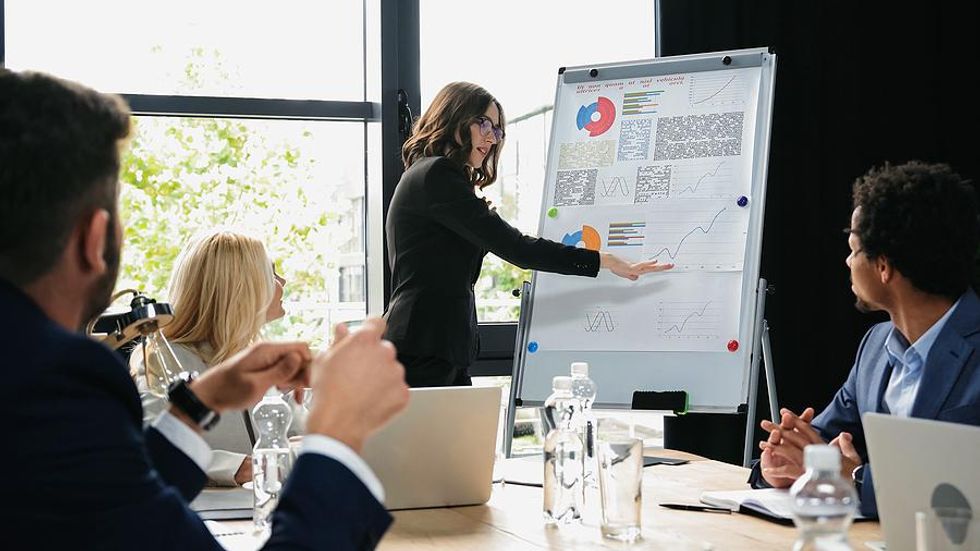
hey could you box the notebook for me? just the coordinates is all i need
[700,488,796,521]
[190,487,253,520]
[700,488,868,524]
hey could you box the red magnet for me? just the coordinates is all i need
[727,339,739,352]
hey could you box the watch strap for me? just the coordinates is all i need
[168,377,220,431]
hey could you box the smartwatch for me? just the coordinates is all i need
[167,374,220,431]
[851,464,866,494]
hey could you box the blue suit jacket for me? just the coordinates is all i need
[0,280,392,549]
[752,289,980,518]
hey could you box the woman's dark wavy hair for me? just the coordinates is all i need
[852,161,979,299]
[401,82,505,189]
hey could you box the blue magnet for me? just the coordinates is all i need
[737,196,749,207]
[527,341,539,353]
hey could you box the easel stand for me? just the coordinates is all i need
[742,278,778,467]
[504,278,778,467]
[504,281,533,459]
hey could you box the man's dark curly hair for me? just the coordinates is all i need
[852,161,979,300]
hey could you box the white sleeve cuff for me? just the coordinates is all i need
[300,435,385,504]
[151,410,212,473]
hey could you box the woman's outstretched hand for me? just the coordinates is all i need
[599,252,674,281]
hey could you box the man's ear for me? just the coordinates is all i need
[876,255,893,284]
[80,208,111,276]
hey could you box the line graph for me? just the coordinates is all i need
[672,160,735,198]
[692,76,735,105]
[664,301,711,334]
[658,301,723,339]
[644,202,747,270]
[650,208,726,260]
[689,72,746,109]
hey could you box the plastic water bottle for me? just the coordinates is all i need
[251,393,294,532]
[570,361,597,487]
[543,376,584,525]
[789,445,858,551]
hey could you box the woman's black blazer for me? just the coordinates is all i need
[383,156,600,366]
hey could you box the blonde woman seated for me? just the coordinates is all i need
[132,231,291,486]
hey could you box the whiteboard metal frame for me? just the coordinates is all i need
[513,48,777,418]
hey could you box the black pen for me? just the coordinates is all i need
[659,503,732,514]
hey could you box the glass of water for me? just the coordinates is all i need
[597,436,643,543]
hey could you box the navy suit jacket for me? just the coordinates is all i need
[0,280,392,549]
[751,289,980,517]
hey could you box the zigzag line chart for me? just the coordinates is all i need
[598,176,631,198]
[584,309,616,332]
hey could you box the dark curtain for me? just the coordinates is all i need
[659,1,980,462]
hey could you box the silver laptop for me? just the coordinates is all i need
[361,386,501,510]
[863,413,980,551]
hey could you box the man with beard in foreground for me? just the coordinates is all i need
[0,69,408,549]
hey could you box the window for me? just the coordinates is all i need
[118,117,366,348]
[4,0,380,351]
[342,196,366,254]
[3,0,365,100]
[4,0,652,370]
[420,0,656,321]
[339,266,366,304]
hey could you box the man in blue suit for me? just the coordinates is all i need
[0,70,409,548]
[750,161,980,517]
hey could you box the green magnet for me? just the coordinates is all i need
[547,207,559,218]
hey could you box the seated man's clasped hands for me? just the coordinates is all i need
[758,407,861,487]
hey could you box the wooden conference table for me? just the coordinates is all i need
[226,449,882,550]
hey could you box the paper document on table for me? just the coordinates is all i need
[204,520,267,551]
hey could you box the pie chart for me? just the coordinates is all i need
[576,97,616,137]
[561,225,602,250]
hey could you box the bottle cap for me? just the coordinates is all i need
[552,376,572,391]
[804,444,841,471]
[570,362,589,377]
